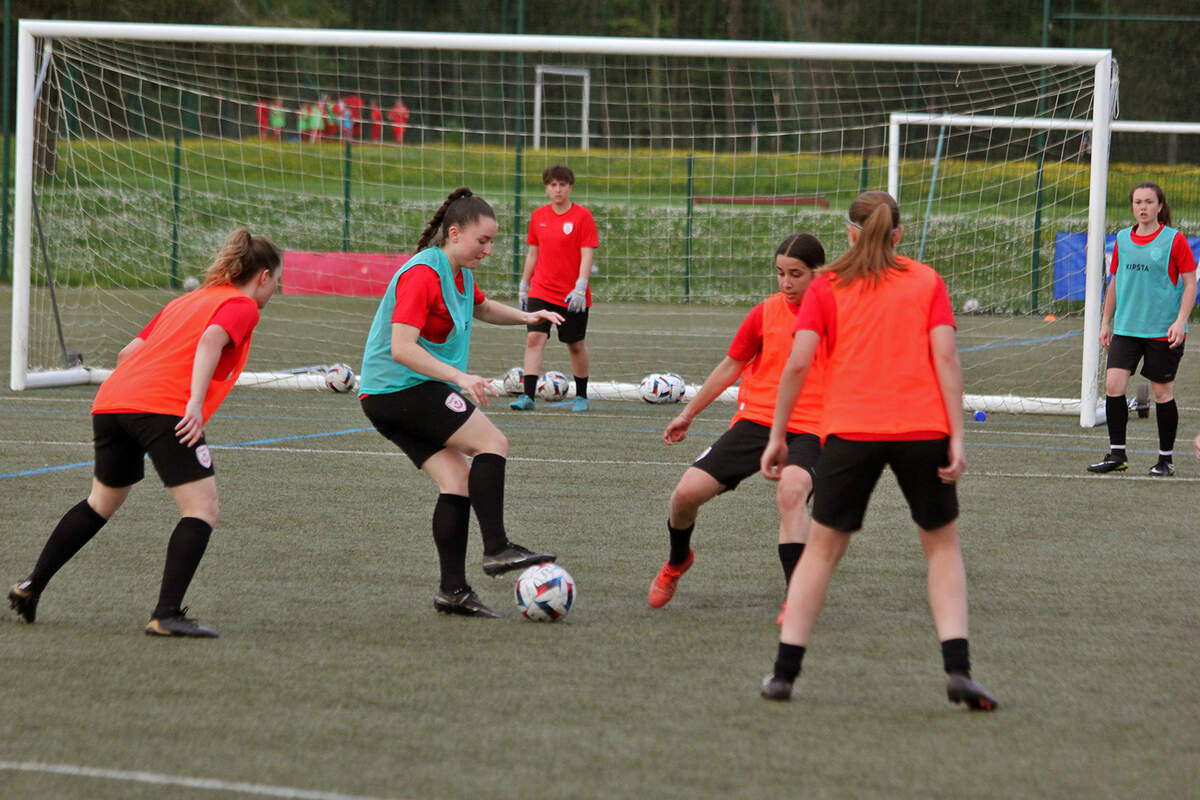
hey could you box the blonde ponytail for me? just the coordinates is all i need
[202,228,282,288]
[823,191,904,289]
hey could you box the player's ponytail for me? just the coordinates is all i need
[823,191,903,288]
[775,233,826,268]
[202,228,282,288]
[1130,181,1172,226]
[416,186,497,251]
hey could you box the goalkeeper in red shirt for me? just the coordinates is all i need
[510,165,599,412]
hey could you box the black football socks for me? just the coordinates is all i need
[667,521,694,566]
[1156,399,1177,462]
[432,493,471,593]
[469,452,509,555]
[773,642,806,682]
[522,374,538,401]
[574,376,588,400]
[778,542,805,586]
[152,517,213,619]
[941,637,971,677]
[26,499,109,594]
[1105,394,1128,459]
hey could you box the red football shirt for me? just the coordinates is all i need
[390,265,486,343]
[526,203,599,306]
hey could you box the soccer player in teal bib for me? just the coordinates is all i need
[359,187,562,617]
[1089,182,1197,476]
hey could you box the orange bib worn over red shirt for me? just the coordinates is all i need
[821,257,949,437]
[92,286,255,423]
[732,292,824,435]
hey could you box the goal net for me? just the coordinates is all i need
[10,23,1115,423]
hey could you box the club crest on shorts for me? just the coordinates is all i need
[562,222,574,235]
[195,444,212,469]
[445,392,467,413]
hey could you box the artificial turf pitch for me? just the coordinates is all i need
[1,375,1197,798]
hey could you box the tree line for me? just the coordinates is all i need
[11,0,1198,163]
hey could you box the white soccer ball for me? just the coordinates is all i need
[663,372,687,403]
[515,563,576,621]
[502,366,525,395]
[962,298,981,314]
[325,363,356,393]
[537,370,570,401]
[639,373,676,404]
[181,276,200,291]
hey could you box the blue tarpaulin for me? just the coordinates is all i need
[1053,232,1200,301]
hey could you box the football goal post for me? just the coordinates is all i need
[9,21,1115,424]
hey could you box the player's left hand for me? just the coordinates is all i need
[760,437,788,482]
[458,373,498,407]
[664,414,692,444]
[1167,321,1186,348]
[175,400,205,447]
[937,437,966,483]
[527,309,564,326]
[564,278,588,313]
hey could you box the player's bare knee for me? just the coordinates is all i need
[1151,382,1174,403]
[87,481,130,519]
[669,484,704,522]
[776,468,812,514]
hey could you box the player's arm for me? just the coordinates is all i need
[930,323,966,483]
[175,324,231,447]
[760,331,818,481]
[473,298,563,328]
[390,322,496,406]
[115,337,147,365]
[1167,264,1197,348]
[664,356,746,444]
[1100,246,1118,347]
[565,246,595,312]
[577,247,595,284]
[518,245,538,309]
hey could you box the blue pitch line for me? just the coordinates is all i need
[211,427,373,449]
[959,330,1080,352]
[1,460,97,479]
[0,427,375,479]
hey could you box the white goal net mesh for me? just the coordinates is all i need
[18,29,1104,408]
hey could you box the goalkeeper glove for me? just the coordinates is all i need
[565,278,588,313]
[518,279,529,311]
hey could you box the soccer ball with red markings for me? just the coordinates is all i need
[639,372,684,403]
[537,370,570,401]
[502,366,525,395]
[325,363,356,393]
[515,563,576,622]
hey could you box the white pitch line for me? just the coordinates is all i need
[6,438,1199,477]
[0,760,399,800]
[976,470,1200,483]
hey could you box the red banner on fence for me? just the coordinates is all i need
[282,251,408,296]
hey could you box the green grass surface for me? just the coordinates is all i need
[2,297,1199,798]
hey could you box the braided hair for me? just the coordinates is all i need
[415,187,497,251]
